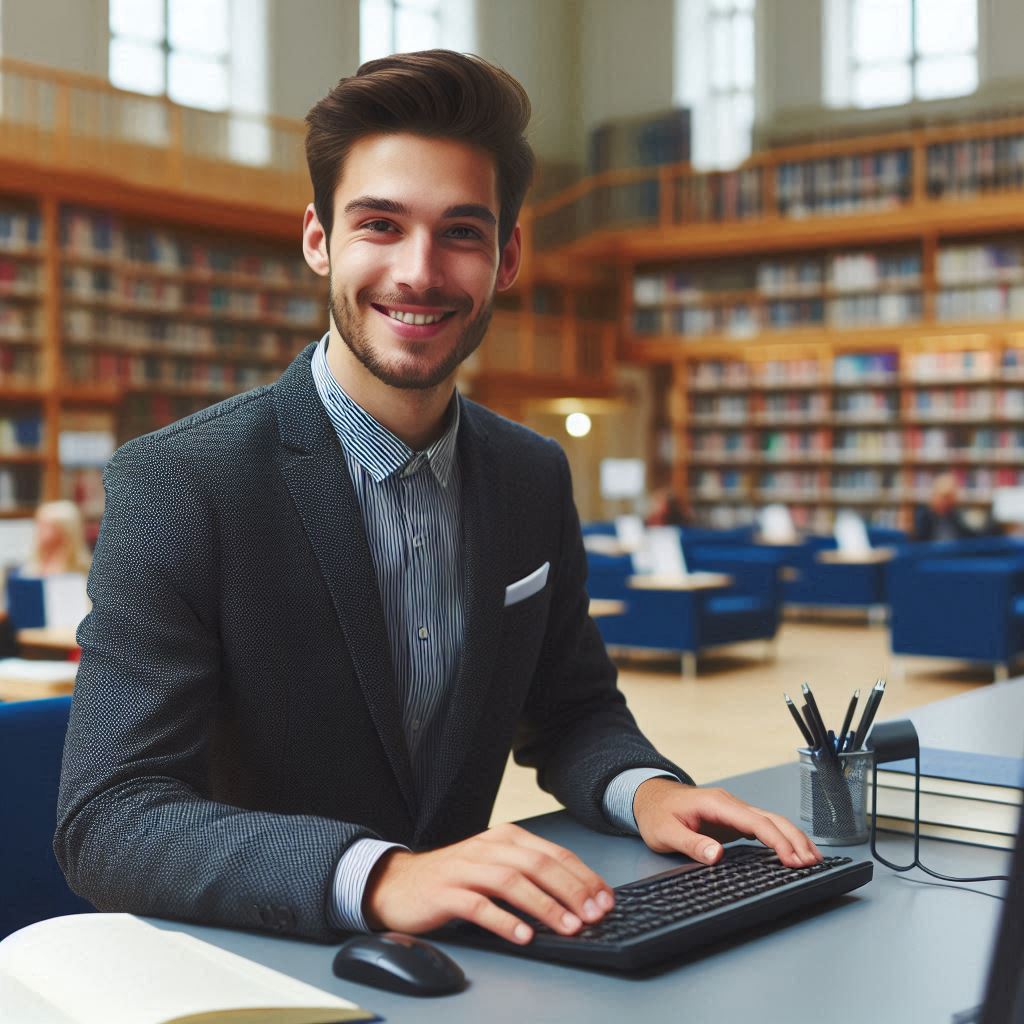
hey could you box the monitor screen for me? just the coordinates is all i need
[979,787,1024,1023]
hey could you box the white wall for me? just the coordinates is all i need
[0,0,107,76]
[266,0,360,121]
[578,0,676,137]
[475,0,582,164]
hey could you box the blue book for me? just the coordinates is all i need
[877,747,1024,804]
[874,747,1023,848]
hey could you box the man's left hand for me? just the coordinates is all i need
[632,778,822,867]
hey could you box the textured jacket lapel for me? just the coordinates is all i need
[417,401,509,835]
[272,348,416,820]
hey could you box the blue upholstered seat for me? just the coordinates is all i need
[0,697,93,938]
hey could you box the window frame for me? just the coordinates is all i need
[845,0,978,109]
[109,0,232,113]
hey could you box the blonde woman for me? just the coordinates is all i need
[24,500,92,576]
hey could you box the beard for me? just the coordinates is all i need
[329,281,492,391]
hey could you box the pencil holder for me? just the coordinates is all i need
[798,748,873,846]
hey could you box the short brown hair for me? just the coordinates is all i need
[305,49,534,250]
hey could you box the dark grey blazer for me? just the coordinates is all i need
[54,344,687,941]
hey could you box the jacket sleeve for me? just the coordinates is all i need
[53,440,375,941]
[512,443,693,834]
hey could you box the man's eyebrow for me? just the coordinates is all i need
[343,196,410,216]
[443,204,497,226]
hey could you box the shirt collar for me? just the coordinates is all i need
[311,334,460,486]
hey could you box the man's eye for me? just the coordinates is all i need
[447,226,480,240]
[363,220,395,233]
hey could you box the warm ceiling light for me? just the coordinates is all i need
[565,412,592,438]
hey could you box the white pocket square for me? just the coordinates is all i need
[504,561,550,607]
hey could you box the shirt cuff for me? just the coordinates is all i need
[602,767,681,833]
[327,838,409,932]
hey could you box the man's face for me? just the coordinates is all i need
[312,133,520,391]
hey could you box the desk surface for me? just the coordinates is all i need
[816,547,895,565]
[15,626,80,651]
[626,571,731,591]
[588,598,626,618]
[152,677,1021,1024]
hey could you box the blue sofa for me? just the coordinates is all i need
[886,538,1024,679]
[0,697,93,938]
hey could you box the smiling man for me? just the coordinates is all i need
[55,50,819,947]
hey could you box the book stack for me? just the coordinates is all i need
[872,747,1023,850]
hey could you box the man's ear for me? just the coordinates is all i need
[495,223,522,292]
[302,203,330,277]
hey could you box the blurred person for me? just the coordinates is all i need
[24,500,92,576]
[913,473,977,542]
[645,488,690,528]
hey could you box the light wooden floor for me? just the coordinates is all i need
[490,614,996,825]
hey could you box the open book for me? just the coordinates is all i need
[0,914,375,1024]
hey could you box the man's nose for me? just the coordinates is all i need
[391,231,444,294]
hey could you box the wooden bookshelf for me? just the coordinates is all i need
[518,113,1024,529]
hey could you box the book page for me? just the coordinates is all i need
[0,915,373,1024]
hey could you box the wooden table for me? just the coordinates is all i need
[589,598,626,618]
[815,547,895,565]
[0,660,77,702]
[16,626,81,655]
[626,572,731,591]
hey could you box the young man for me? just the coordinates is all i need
[55,50,819,947]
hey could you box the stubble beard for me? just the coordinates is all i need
[329,282,493,391]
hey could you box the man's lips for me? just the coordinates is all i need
[369,302,462,339]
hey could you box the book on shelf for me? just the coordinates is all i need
[872,746,1023,849]
[0,914,374,1024]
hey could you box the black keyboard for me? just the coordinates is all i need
[444,845,873,970]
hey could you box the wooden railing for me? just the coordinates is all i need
[530,114,1024,252]
[0,58,309,213]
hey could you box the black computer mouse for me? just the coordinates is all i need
[332,931,467,997]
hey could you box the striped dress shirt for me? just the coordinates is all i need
[311,337,675,931]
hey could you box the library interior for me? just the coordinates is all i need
[0,3,1022,1022]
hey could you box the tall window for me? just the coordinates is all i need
[109,0,231,112]
[675,0,756,171]
[360,0,475,65]
[829,0,977,108]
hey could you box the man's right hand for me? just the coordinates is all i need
[363,822,615,944]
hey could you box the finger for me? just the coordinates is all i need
[488,826,614,917]
[451,888,535,945]
[747,807,822,863]
[469,862,585,936]
[692,800,806,866]
[481,843,605,925]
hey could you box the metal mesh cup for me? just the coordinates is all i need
[798,748,873,846]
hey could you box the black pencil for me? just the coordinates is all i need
[837,689,860,753]
[785,693,815,747]
[801,682,835,761]
[851,679,886,751]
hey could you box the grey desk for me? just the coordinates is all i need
[152,679,1022,1024]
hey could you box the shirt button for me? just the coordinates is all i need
[417,626,429,640]
[412,536,424,549]
[411,719,421,730]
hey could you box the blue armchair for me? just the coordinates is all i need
[887,539,1024,679]
[783,529,907,618]
[0,697,93,938]
[586,543,785,677]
